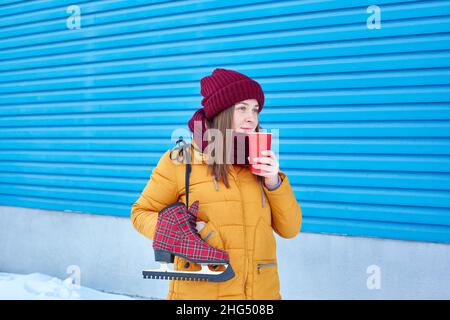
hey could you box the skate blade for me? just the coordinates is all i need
[142,263,235,282]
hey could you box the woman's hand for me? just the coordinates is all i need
[248,150,280,188]
[196,221,206,232]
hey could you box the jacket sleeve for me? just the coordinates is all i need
[263,171,302,239]
[130,150,179,241]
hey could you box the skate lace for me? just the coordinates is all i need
[169,136,202,165]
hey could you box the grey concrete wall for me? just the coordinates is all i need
[1,206,449,299]
[0,206,163,299]
[278,231,450,299]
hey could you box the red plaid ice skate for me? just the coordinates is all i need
[152,200,229,264]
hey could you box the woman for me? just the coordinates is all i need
[131,68,302,300]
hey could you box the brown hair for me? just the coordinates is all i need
[205,104,262,189]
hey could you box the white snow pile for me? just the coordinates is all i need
[0,272,134,300]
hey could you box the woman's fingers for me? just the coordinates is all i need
[196,221,206,232]
[262,150,276,158]
[250,156,274,165]
[248,151,279,177]
[252,163,275,173]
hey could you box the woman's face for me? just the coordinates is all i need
[232,99,259,134]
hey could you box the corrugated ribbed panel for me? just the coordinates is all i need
[0,0,449,243]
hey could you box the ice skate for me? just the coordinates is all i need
[142,200,235,282]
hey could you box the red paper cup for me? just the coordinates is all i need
[248,132,272,174]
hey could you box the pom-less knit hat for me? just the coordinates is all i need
[188,68,265,151]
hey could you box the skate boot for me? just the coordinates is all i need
[187,200,199,233]
[187,200,226,273]
[142,201,235,282]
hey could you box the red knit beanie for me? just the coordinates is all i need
[188,68,265,151]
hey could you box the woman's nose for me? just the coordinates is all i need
[245,113,257,121]
[246,116,257,124]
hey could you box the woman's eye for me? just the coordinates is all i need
[237,107,258,113]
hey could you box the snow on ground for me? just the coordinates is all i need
[0,272,134,300]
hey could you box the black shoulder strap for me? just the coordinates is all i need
[169,136,191,208]
[185,159,191,208]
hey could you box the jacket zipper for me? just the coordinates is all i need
[231,167,249,299]
[256,262,277,274]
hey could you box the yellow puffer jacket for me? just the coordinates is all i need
[131,141,302,300]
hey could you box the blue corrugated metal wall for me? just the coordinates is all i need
[1,0,449,243]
